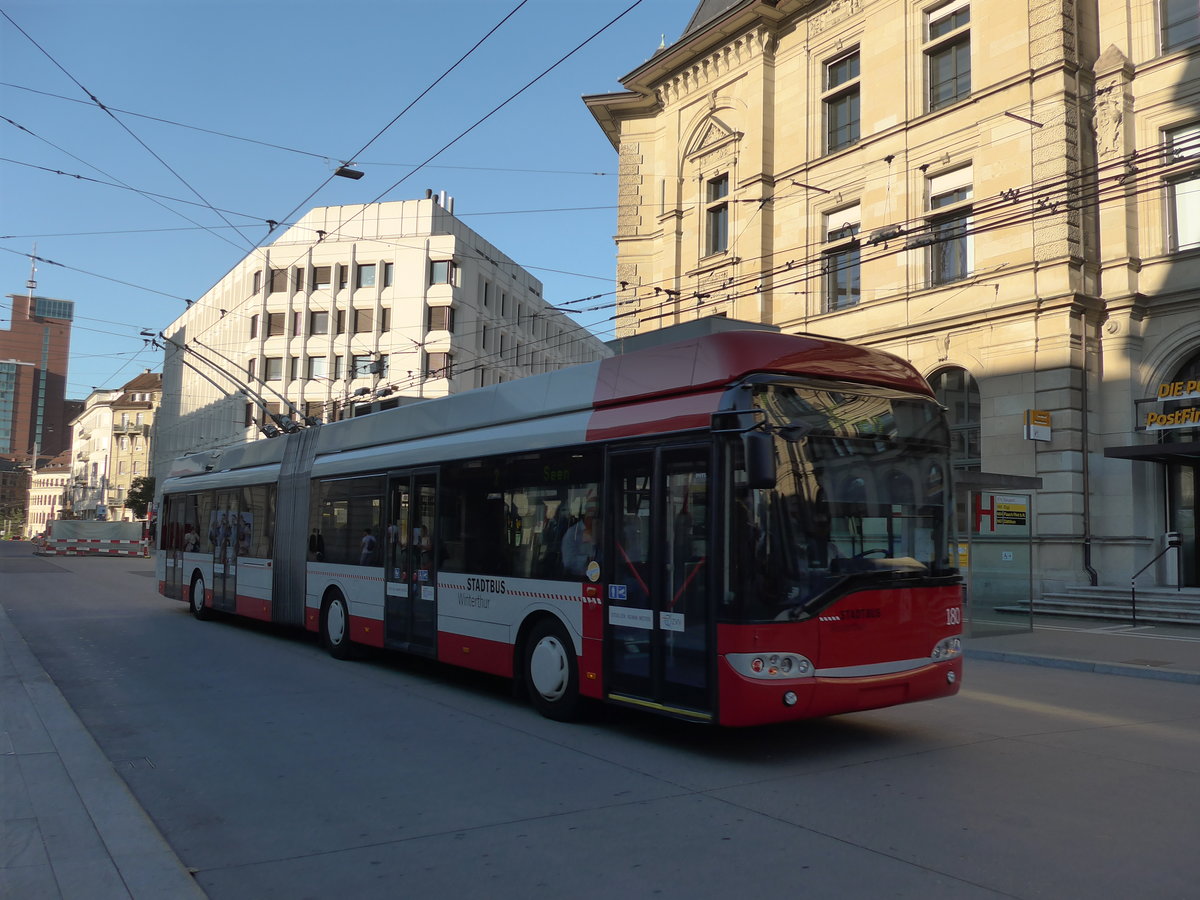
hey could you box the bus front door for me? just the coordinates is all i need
[384,470,439,656]
[605,445,713,719]
[211,491,238,613]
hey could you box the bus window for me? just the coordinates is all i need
[312,476,384,566]
[441,449,600,580]
[726,383,952,623]
[239,484,275,558]
[196,492,214,553]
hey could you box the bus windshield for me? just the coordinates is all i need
[728,381,953,622]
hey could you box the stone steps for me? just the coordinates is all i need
[992,587,1200,625]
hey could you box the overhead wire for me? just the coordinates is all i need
[1,78,618,176]
[8,3,1195,401]
[0,115,252,254]
[0,9,262,253]
[174,0,651,386]
[266,0,533,244]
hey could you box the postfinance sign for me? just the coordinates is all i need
[1146,380,1200,430]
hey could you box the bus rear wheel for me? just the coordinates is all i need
[524,618,580,721]
[189,573,211,620]
[321,591,356,660]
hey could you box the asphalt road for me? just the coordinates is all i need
[3,547,1198,899]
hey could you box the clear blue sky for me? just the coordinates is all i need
[1,0,699,397]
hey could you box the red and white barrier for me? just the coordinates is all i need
[40,538,148,557]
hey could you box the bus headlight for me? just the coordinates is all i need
[930,637,962,661]
[726,652,814,679]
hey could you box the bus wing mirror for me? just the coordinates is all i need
[742,430,777,489]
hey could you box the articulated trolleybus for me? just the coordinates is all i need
[158,330,962,726]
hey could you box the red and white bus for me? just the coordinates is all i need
[157,329,962,726]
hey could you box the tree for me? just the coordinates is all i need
[126,476,155,519]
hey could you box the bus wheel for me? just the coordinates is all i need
[321,591,355,660]
[524,618,580,721]
[189,574,211,620]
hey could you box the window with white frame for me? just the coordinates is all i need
[307,356,328,379]
[264,357,283,381]
[1160,0,1200,52]
[705,173,730,255]
[927,165,973,285]
[926,0,971,112]
[1164,123,1200,252]
[356,264,376,289]
[822,205,862,311]
[824,49,860,153]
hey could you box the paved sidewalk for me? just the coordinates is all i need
[0,602,206,900]
[967,618,1200,684]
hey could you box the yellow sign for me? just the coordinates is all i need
[1145,407,1200,430]
[1024,409,1051,442]
[1157,379,1200,400]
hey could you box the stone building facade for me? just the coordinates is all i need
[585,0,1199,591]
[67,371,161,522]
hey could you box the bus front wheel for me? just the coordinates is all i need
[523,618,580,721]
[321,592,356,660]
[189,573,211,620]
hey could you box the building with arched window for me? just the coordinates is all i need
[585,0,1200,602]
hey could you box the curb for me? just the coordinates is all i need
[966,648,1200,685]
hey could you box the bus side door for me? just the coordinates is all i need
[212,490,238,613]
[605,444,713,718]
[384,469,439,656]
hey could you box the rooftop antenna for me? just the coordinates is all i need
[26,243,37,299]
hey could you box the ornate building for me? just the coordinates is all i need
[585,0,1199,596]
[67,371,161,521]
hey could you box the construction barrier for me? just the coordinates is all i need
[35,520,149,557]
[41,537,148,557]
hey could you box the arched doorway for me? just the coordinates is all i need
[1163,351,1200,586]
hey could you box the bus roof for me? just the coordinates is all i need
[165,330,932,480]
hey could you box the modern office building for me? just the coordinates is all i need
[584,0,1199,596]
[155,195,612,479]
[0,293,74,468]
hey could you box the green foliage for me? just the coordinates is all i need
[126,476,156,518]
